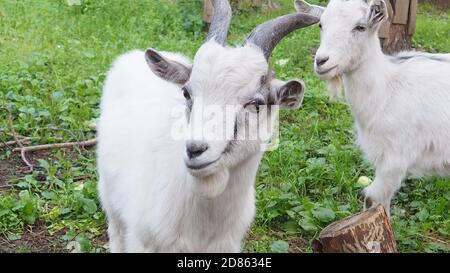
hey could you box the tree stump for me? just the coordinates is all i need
[313,205,397,253]
[379,0,418,54]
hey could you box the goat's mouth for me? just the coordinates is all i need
[185,157,221,171]
[316,65,338,76]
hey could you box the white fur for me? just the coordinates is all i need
[97,42,303,252]
[312,0,450,216]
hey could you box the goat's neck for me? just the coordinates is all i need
[342,38,394,128]
[180,152,261,245]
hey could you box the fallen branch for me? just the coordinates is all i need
[13,138,97,153]
[420,233,450,247]
[1,131,30,139]
[0,183,19,190]
[0,140,17,149]
[7,108,34,172]
[0,184,11,189]
[3,107,97,170]
[0,137,33,148]
[74,175,89,182]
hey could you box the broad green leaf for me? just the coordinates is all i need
[312,207,336,223]
[299,217,318,232]
[76,234,92,253]
[81,198,97,214]
[270,240,289,253]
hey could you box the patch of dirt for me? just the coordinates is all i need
[0,223,108,253]
[0,148,56,187]
[0,222,67,253]
[0,148,30,187]
[246,229,309,253]
[0,144,104,253]
[92,231,108,250]
[286,236,309,253]
[0,146,94,188]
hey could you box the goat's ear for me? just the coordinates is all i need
[366,0,388,29]
[294,0,324,18]
[145,49,191,85]
[271,79,305,109]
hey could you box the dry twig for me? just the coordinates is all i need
[0,183,15,190]
[2,107,97,172]
[12,138,97,153]
[0,137,33,148]
[6,108,34,172]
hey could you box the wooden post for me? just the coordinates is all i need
[313,205,397,253]
[379,0,418,54]
[204,0,213,30]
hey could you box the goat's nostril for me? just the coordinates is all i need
[186,143,209,159]
[316,56,329,67]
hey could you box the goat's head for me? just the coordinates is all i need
[299,0,388,80]
[145,0,318,183]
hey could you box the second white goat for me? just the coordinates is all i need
[297,0,450,216]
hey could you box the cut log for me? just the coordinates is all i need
[313,205,397,253]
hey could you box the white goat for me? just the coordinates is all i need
[97,0,318,252]
[296,0,450,216]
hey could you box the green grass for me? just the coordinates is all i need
[1,0,449,253]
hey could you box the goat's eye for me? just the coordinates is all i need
[353,25,367,32]
[244,99,264,114]
[319,23,322,30]
[182,87,193,111]
[182,87,191,101]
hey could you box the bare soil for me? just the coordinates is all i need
[0,222,67,253]
[0,145,107,253]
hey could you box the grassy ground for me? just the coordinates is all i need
[0,0,449,253]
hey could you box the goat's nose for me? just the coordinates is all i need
[316,56,329,67]
[186,142,209,159]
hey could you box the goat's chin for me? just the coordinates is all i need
[186,157,222,178]
[315,70,343,99]
[315,70,338,81]
[190,168,230,198]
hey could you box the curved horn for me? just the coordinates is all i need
[244,12,319,59]
[207,0,232,45]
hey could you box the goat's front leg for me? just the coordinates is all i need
[205,235,241,253]
[124,228,157,253]
[107,215,125,253]
[359,161,407,217]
